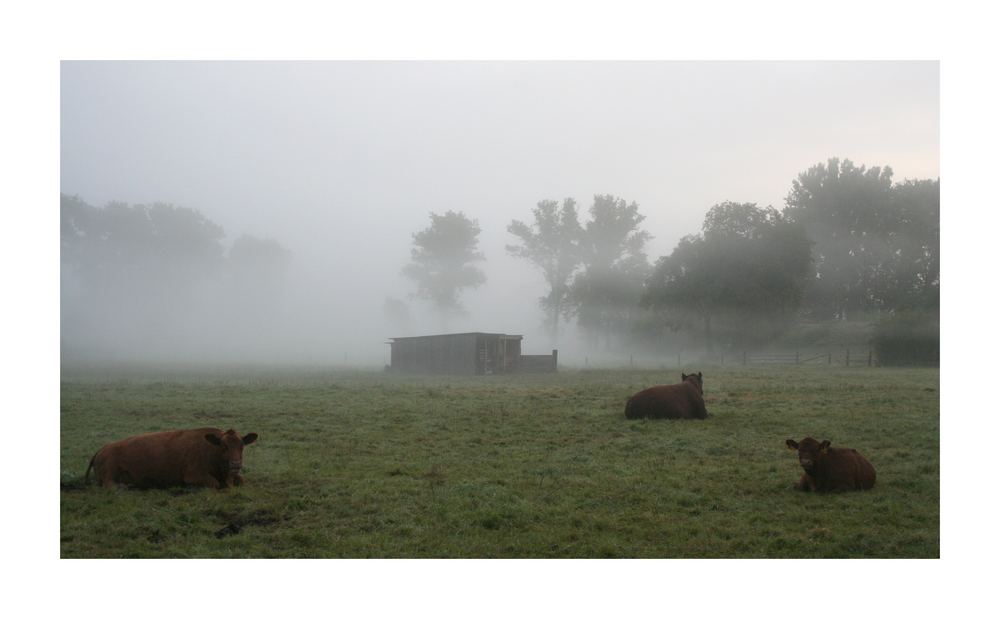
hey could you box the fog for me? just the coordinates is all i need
[60,61,939,366]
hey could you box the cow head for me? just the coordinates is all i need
[681,372,704,395]
[205,429,258,474]
[786,437,830,473]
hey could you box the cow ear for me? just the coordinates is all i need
[681,373,688,380]
[820,440,831,453]
[698,372,702,379]
[242,433,258,445]
[204,433,222,446]
[786,439,799,450]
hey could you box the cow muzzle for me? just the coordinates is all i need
[229,461,243,472]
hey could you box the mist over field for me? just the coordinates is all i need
[60,61,939,366]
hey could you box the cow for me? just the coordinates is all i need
[84,428,258,489]
[624,372,708,419]
[785,437,876,492]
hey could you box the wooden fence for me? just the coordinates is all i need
[724,348,874,367]
[593,349,877,369]
[518,350,559,373]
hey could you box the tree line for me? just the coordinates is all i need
[60,156,939,358]
[402,158,939,353]
[61,194,291,358]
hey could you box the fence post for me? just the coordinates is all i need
[868,348,872,367]
[795,351,800,364]
[828,352,832,365]
[743,351,747,366]
[846,348,850,367]
[721,353,724,367]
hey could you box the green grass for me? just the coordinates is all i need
[60,365,939,558]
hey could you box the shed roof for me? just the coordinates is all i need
[389,332,523,342]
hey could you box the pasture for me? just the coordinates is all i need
[60,365,939,558]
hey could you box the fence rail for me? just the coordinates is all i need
[586,348,876,369]
[737,348,873,367]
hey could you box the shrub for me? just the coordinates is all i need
[871,312,939,366]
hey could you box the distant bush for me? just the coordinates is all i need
[773,319,876,349]
[871,312,939,366]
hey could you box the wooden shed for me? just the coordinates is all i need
[388,332,557,375]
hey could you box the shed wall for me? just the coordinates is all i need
[390,333,479,374]
[389,333,550,374]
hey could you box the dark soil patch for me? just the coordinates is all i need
[213,508,281,538]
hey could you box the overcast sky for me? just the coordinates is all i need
[60,61,939,362]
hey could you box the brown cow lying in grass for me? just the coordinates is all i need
[624,372,708,419]
[785,437,876,492]
[85,428,258,489]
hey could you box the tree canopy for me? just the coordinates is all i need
[568,194,652,350]
[61,194,227,307]
[506,198,584,342]
[402,210,486,319]
[782,158,939,318]
[60,194,292,359]
[643,202,812,352]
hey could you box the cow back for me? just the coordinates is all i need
[815,447,877,491]
[625,382,706,419]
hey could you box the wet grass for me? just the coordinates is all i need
[60,365,938,558]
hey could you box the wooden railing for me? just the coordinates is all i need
[734,349,874,366]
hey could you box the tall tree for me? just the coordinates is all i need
[783,158,896,319]
[506,198,583,343]
[783,158,939,318]
[568,194,652,350]
[402,210,486,323]
[643,202,811,353]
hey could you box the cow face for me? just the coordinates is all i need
[681,372,704,395]
[786,437,829,473]
[205,430,258,474]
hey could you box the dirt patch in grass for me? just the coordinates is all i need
[212,508,282,538]
[60,479,89,492]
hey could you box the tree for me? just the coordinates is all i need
[402,210,486,322]
[60,194,229,356]
[567,194,652,350]
[642,202,812,353]
[783,158,895,318]
[61,195,227,303]
[702,200,782,241]
[783,158,939,318]
[506,198,583,343]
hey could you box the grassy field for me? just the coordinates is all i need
[60,364,939,558]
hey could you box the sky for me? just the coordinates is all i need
[60,61,939,363]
